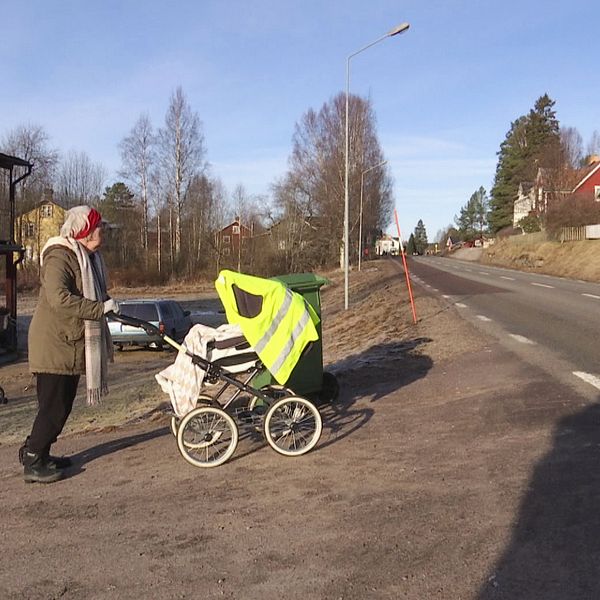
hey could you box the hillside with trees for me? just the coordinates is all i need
[435,94,600,247]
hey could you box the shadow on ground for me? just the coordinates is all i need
[317,337,433,449]
[478,398,600,599]
[69,426,169,469]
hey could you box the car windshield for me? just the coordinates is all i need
[120,303,159,322]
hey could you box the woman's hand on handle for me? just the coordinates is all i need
[103,298,120,315]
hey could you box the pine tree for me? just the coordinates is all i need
[473,186,489,234]
[489,94,560,232]
[406,233,417,255]
[413,219,428,255]
[456,187,488,239]
[98,182,135,223]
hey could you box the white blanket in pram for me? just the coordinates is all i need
[155,323,243,418]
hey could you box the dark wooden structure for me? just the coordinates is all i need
[0,153,32,355]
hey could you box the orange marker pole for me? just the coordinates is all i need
[394,209,418,324]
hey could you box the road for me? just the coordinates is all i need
[407,255,600,401]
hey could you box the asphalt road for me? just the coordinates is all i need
[407,255,600,401]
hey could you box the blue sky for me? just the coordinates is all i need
[2,0,598,241]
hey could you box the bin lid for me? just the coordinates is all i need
[272,272,330,291]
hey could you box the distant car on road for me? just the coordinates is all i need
[108,299,192,350]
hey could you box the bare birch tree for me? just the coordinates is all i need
[56,150,107,207]
[559,127,584,169]
[1,123,59,210]
[275,92,392,267]
[586,130,600,160]
[119,113,155,252]
[149,168,167,274]
[157,87,206,267]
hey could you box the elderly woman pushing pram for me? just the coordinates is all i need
[116,270,325,467]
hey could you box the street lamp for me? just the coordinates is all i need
[344,22,410,310]
[358,159,387,271]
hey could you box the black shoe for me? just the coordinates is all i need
[47,454,73,469]
[42,444,73,469]
[22,451,63,484]
[18,435,31,465]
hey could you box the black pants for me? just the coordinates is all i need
[27,373,80,455]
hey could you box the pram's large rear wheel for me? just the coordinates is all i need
[177,406,238,467]
[264,396,322,457]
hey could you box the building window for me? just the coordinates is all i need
[232,225,240,235]
[595,186,600,202]
[223,247,230,256]
[23,222,35,237]
[223,235,231,244]
[40,204,53,218]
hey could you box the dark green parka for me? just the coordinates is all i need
[28,245,105,375]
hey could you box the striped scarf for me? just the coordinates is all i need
[41,236,113,405]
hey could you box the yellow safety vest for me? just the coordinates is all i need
[215,270,319,385]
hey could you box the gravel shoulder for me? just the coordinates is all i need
[1,258,595,599]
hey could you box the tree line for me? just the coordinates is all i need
[1,87,393,283]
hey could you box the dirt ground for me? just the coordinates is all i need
[1,258,597,598]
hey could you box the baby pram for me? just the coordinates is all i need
[110,313,323,468]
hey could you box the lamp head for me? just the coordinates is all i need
[388,22,410,36]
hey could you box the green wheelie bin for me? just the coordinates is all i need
[252,273,338,404]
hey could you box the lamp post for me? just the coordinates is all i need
[344,22,410,310]
[358,159,387,271]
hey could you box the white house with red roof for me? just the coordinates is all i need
[513,155,600,227]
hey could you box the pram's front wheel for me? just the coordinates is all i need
[264,396,322,457]
[177,406,238,467]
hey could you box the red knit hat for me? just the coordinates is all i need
[73,208,102,240]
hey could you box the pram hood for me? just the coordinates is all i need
[215,270,319,385]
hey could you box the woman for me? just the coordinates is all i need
[20,206,119,483]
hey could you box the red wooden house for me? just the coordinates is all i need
[571,155,600,200]
[215,217,253,270]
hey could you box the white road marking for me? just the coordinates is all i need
[573,371,600,391]
[432,288,439,292]
[455,302,467,308]
[476,315,492,322]
[508,334,535,345]
[479,271,489,275]
[464,268,472,272]
[582,293,600,300]
[442,294,452,299]
[531,282,554,289]
[500,276,515,281]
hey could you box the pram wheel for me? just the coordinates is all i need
[170,394,213,437]
[177,406,238,467]
[264,396,322,457]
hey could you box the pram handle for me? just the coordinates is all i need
[107,312,162,337]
